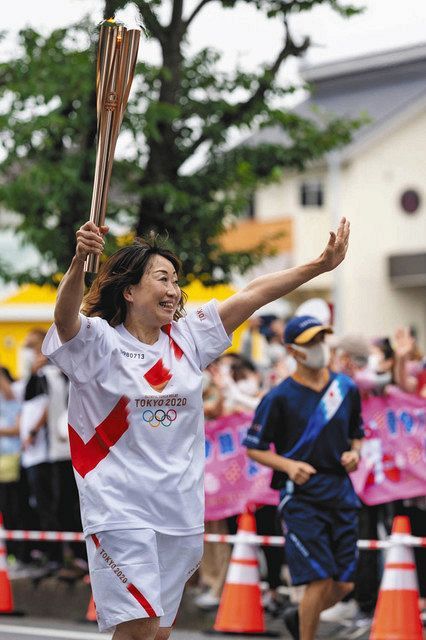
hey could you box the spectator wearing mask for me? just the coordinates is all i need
[217,354,262,414]
[0,368,23,563]
[195,360,230,610]
[18,329,63,572]
[243,316,364,640]
[240,316,270,370]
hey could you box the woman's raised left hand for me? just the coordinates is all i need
[318,217,350,272]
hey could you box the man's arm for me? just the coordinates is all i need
[218,218,349,335]
[247,448,316,485]
[341,438,363,473]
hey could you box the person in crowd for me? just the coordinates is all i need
[44,363,87,579]
[333,334,370,380]
[0,367,23,563]
[42,217,349,640]
[195,360,230,610]
[244,315,363,640]
[393,326,424,395]
[240,315,270,370]
[219,354,262,413]
[367,337,395,389]
[263,318,296,391]
[18,329,64,572]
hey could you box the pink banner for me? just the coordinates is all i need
[204,412,278,521]
[351,387,426,505]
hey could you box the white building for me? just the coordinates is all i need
[235,43,426,346]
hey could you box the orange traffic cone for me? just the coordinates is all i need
[370,515,423,640]
[213,510,276,636]
[85,593,97,623]
[0,512,22,616]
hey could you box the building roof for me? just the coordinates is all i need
[244,43,426,158]
[220,218,292,253]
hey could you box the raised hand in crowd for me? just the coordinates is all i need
[393,326,418,394]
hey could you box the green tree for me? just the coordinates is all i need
[0,0,363,285]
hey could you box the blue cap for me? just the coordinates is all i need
[284,315,332,345]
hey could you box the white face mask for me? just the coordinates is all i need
[368,353,382,372]
[267,343,286,363]
[292,342,331,370]
[355,369,392,391]
[236,377,259,396]
[19,347,36,379]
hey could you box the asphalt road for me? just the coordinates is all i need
[0,618,271,640]
[0,616,374,640]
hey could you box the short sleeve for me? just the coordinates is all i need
[242,392,281,451]
[42,314,114,387]
[349,386,365,440]
[180,300,232,370]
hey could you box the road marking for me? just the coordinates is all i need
[0,624,111,639]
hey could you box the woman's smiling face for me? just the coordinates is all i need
[124,255,181,328]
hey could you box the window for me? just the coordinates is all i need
[300,180,324,207]
[240,194,255,219]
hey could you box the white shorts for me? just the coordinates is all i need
[86,528,203,632]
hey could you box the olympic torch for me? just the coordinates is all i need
[84,18,140,283]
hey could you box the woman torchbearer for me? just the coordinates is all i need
[42,218,349,640]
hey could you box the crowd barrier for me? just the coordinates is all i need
[1,528,425,549]
[0,515,424,638]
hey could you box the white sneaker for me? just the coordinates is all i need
[320,599,359,622]
[194,590,220,610]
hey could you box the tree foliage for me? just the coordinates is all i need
[0,0,363,284]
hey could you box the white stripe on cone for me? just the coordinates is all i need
[232,542,258,562]
[227,563,260,584]
[381,569,418,591]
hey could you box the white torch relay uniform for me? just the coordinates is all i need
[42,300,231,631]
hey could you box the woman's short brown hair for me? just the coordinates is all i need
[82,237,186,327]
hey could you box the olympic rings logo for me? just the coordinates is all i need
[142,409,177,428]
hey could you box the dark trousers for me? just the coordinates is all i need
[51,459,86,561]
[395,502,426,597]
[354,503,387,613]
[0,481,23,558]
[25,462,63,563]
[255,505,284,590]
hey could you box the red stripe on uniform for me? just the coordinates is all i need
[162,324,184,360]
[385,562,416,570]
[69,396,130,478]
[127,583,157,617]
[91,534,100,549]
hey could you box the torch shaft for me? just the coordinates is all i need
[84,24,140,278]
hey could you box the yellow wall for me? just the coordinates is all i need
[0,321,52,379]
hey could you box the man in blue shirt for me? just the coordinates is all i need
[243,315,364,640]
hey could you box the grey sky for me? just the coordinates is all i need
[4,0,426,69]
